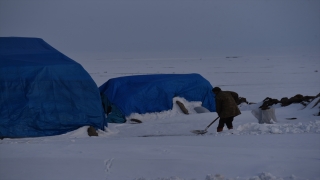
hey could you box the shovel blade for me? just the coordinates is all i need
[191,130,207,135]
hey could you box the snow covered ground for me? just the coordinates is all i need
[1,52,320,180]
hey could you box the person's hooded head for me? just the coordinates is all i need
[212,87,221,95]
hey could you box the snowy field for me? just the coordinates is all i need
[1,52,320,180]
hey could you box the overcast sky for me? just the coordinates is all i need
[0,0,319,55]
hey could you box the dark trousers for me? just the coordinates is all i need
[217,117,234,129]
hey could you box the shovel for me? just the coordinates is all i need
[191,116,220,135]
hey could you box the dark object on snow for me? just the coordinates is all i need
[260,97,279,110]
[238,97,249,105]
[286,118,297,120]
[176,101,189,114]
[281,94,316,107]
[87,126,98,136]
[280,97,290,106]
[130,119,142,124]
[259,93,319,110]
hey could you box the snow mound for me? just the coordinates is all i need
[233,121,320,135]
[127,97,203,121]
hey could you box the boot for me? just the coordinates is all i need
[228,127,233,130]
[217,128,223,132]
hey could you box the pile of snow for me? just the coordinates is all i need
[234,120,320,135]
[127,97,203,121]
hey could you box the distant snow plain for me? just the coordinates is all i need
[1,51,320,180]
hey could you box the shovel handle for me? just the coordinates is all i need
[204,116,220,131]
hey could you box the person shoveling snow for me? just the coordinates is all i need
[212,87,241,132]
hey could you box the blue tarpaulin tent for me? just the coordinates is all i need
[0,37,106,138]
[99,73,216,123]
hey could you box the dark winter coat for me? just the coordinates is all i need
[215,91,241,118]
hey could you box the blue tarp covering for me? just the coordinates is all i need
[0,37,106,138]
[99,74,216,123]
